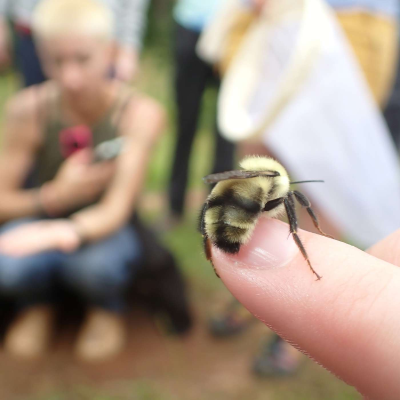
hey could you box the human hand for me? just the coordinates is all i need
[250,0,267,13]
[210,217,400,399]
[0,219,81,257]
[42,149,115,215]
[114,46,139,82]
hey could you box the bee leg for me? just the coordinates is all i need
[292,190,334,239]
[205,237,220,279]
[284,195,322,280]
[198,202,208,233]
[199,202,220,278]
[263,197,284,211]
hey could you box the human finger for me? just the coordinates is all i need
[367,228,400,266]
[211,218,400,400]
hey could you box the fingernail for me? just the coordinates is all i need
[213,218,298,270]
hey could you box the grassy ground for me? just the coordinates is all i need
[0,37,362,400]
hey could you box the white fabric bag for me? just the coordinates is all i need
[198,0,400,248]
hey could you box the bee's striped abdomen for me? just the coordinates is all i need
[213,223,247,253]
[207,187,263,214]
[204,186,264,253]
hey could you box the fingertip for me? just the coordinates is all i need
[211,218,298,275]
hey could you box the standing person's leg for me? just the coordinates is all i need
[60,224,142,361]
[13,26,47,87]
[384,55,400,150]
[212,125,236,174]
[168,23,211,218]
[211,79,236,173]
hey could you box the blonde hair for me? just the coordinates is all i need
[32,0,114,41]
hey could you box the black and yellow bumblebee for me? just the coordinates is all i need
[199,156,331,280]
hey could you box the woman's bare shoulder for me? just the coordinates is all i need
[121,90,167,143]
[3,82,57,147]
[5,81,55,122]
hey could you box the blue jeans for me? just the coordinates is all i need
[0,219,142,310]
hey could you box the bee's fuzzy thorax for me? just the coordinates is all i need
[203,156,291,252]
[239,155,288,176]
[240,156,289,197]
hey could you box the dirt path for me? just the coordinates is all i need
[0,303,270,400]
[0,300,360,400]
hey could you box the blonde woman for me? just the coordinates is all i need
[0,0,165,361]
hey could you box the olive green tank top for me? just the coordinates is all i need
[35,87,132,185]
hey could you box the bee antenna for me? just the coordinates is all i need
[290,180,324,184]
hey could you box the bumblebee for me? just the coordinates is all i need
[199,156,331,280]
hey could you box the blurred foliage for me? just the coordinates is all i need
[145,0,175,53]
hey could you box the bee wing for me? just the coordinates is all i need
[203,170,279,184]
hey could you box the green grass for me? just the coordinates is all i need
[30,381,173,400]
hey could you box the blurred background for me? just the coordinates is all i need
[0,0,399,398]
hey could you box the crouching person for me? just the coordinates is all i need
[0,0,165,360]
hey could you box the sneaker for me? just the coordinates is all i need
[208,301,255,337]
[252,335,301,377]
[209,314,251,337]
[4,305,54,358]
[74,308,126,362]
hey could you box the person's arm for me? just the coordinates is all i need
[0,87,117,224]
[252,0,267,11]
[70,96,165,242]
[0,1,10,69]
[211,217,400,400]
[114,0,151,81]
[0,90,44,222]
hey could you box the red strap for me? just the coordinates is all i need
[14,22,32,36]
